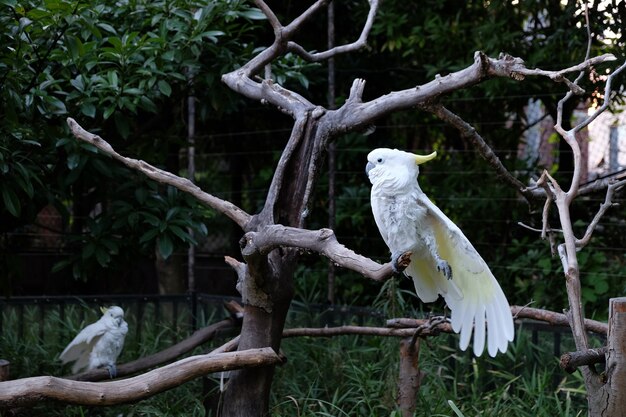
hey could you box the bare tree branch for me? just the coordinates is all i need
[222,0,378,118]
[576,179,626,248]
[329,52,617,134]
[239,224,409,281]
[66,118,251,230]
[421,103,534,199]
[386,305,608,335]
[561,347,608,374]
[510,305,607,335]
[283,324,452,339]
[286,0,379,62]
[0,348,281,408]
[511,54,615,95]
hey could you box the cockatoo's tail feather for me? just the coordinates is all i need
[366,148,514,357]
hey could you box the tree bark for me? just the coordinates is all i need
[595,297,626,417]
[398,338,423,417]
[0,360,9,382]
[0,348,280,408]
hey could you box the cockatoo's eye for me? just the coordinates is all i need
[377,158,383,163]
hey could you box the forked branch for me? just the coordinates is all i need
[239,224,409,281]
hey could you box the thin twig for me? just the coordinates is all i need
[576,179,626,248]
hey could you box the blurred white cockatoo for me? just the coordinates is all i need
[366,148,514,357]
[60,306,128,377]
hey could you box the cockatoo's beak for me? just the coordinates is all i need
[413,151,437,165]
[365,161,375,175]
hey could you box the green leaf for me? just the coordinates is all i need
[139,228,160,244]
[135,187,148,204]
[239,8,266,20]
[82,242,96,259]
[103,106,116,120]
[157,235,174,259]
[1,186,21,217]
[67,154,81,170]
[165,207,180,221]
[97,23,117,34]
[81,103,97,118]
[139,96,158,113]
[66,35,84,60]
[43,95,67,115]
[594,278,609,295]
[95,248,111,267]
[157,80,172,97]
[70,75,85,91]
[447,400,466,417]
[51,259,72,273]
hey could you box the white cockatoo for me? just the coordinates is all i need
[366,148,514,357]
[60,306,128,377]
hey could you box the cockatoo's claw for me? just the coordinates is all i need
[106,364,117,379]
[436,260,452,280]
[391,251,412,273]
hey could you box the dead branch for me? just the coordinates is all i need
[386,305,608,335]
[330,52,617,133]
[576,179,626,248]
[510,305,607,335]
[0,348,280,408]
[67,318,236,381]
[66,118,251,230]
[286,0,379,62]
[421,103,533,200]
[508,54,615,94]
[283,323,453,338]
[561,347,608,374]
[239,224,408,281]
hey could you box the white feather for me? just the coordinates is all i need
[366,148,514,357]
[60,306,128,373]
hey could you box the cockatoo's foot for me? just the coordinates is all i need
[391,251,412,273]
[105,364,117,379]
[436,259,452,280]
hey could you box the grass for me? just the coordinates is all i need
[0,300,589,416]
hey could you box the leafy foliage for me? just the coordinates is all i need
[0,0,268,282]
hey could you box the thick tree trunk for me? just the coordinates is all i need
[591,297,626,417]
[220,115,321,416]
[155,248,185,294]
[220,255,294,417]
[398,338,423,417]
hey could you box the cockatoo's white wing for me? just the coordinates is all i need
[60,306,128,375]
[413,197,514,357]
[59,321,107,374]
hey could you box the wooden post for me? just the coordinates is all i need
[398,338,423,417]
[603,297,626,416]
[0,360,9,381]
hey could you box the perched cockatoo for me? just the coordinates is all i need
[366,148,514,357]
[60,306,128,377]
